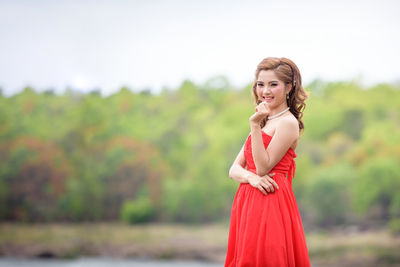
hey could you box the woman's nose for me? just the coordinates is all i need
[263,87,270,94]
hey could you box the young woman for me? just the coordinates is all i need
[224,57,311,267]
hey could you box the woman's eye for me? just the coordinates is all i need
[271,84,277,86]
[257,83,263,86]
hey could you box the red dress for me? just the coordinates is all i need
[224,131,311,267]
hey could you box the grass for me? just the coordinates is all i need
[0,222,399,266]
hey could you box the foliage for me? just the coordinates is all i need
[0,77,399,229]
[304,162,355,227]
[389,218,400,236]
[120,196,156,224]
[351,157,400,221]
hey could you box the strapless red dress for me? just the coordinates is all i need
[224,131,311,267]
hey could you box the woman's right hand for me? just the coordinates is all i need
[247,172,278,196]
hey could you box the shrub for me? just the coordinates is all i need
[120,197,156,224]
[389,218,400,236]
[304,163,355,227]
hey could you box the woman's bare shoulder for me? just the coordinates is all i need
[277,114,299,136]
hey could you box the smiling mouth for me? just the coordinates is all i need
[262,96,274,102]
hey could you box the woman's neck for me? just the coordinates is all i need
[269,103,289,117]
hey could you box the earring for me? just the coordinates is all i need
[286,94,289,100]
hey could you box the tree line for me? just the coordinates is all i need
[0,77,399,232]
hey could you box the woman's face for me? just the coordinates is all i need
[255,70,289,109]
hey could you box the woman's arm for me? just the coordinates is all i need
[228,138,279,194]
[228,141,253,183]
[251,117,299,177]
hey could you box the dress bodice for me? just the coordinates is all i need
[244,131,297,183]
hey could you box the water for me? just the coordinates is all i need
[0,258,223,267]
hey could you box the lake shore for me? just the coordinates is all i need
[1,223,399,266]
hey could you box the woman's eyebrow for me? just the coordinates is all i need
[257,80,279,83]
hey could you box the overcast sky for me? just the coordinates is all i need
[0,0,399,96]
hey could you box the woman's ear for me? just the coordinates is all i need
[285,86,292,95]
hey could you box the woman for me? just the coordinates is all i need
[224,57,311,267]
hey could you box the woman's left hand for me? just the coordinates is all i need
[249,102,270,125]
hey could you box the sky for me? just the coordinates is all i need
[0,0,399,97]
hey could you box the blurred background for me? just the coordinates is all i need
[0,0,399,266]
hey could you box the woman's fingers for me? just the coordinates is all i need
[255,173,280,196]
[257,185,268,196]
[267,182,274,193]
[262,173,279,190]
[268,178,279,190]
[255,102,269,114]
[261,179,274,193]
